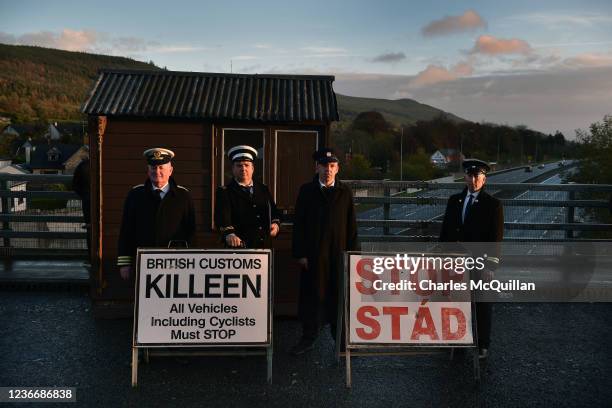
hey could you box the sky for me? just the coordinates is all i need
[1,0,612,137]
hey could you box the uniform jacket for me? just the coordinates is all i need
[214,179,280,249]
[117,177,195,266]
[292,176,358,321]
[439,187,503,243]
[439,187,503,267]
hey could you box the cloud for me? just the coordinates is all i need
[408,60,473,88]
[422,10,487,37]
[0,29,98,51]
[371,52,406,63]
[563,52,612,68]
[509,12,612,28]
[0,29,204,55]
[333,66,612,138]
[471,35,532,55]
[301,46,347,54]
[232,55,258,61]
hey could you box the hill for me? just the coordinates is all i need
[0,43,160,122]
[0,43,464,126]
[335,93,466,127]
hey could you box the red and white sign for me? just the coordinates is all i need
[347,254,473,345]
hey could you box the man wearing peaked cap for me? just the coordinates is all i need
[117,148,195,280]
[440,157,503,360]
[215,145,280,249]
[291,147,358,355]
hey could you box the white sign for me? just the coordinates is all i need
[134,249,271,347]
[347,253,473,345]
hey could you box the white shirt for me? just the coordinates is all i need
[153,183,170,199]
[319,179,335,188]
[462,190,480,223]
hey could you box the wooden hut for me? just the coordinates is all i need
[81,69,339,316]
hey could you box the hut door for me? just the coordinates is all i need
[274,130,318,211]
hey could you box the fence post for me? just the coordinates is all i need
[565,190,575,239]
[383,185,390,235]
[1,180,11,248]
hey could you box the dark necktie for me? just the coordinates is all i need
[154,189,163,202]
[242,185,253,196]
[463,194,473,223]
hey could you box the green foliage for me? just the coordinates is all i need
[0,133,21,157]
[396,151,443,181]
[570,115,612,233]
[333,112,575,180]
[0,43,160,122]
[574,115,612,184]
[342,154,375,179]
[29,183,69,210]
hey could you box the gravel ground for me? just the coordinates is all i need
[1,291,611,407]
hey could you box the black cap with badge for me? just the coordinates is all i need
[313,147,339,164]
[143,148,175,165]
[462,158,490,175]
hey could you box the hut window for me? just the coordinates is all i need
[222,128,265,184]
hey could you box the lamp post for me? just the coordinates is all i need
[400,126,403,182]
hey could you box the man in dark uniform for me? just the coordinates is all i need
[118,148,196,280]
[215,145,280,248]
[291,147,358,355]
[440,158,503,359]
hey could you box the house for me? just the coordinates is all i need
[0,163,29,212]
[82,69,340,313]
[24,143,83,174]
[430,150,446,167]
[1,124,37,138]
[431,148,464,167]
[55,122,87,144]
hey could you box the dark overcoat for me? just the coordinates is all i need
[292,177,358,323]
[214,179,281,249]
[439,187,503,243]
[117,177,196,266]
[439,187,504,350]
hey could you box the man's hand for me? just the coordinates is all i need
[225,233,243,247]
[120,266,132,280]
[270,223,279,237]
[298,258,308,270]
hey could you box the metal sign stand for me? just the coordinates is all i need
[131,346,272,387]
[340,252,481,388]
[130,249,273,387]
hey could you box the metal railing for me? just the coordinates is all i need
[345,180,612,242]
[0,173,86,257]
[0,174,609,257]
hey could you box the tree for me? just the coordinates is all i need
[575,115,612,184]
[342,154,374,180]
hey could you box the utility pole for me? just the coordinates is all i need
[497,132,501,164]
[400,127,403,182]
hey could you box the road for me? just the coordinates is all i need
[1,290,611,407]
[357,161,572,238]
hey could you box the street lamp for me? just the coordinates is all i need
[400,127,403,182]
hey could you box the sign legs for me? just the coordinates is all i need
[266,345,273,384]
[131,347,139,387]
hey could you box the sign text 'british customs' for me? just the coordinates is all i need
[134,249,271,347]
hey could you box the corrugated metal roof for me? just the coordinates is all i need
[81,70,339,122]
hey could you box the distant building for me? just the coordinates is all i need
[0,163,28,212]
[430,150,446,167]
[431,148,464,167]
[44,123,62,141]
[24,143,84,174]
[1,124,37,138]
